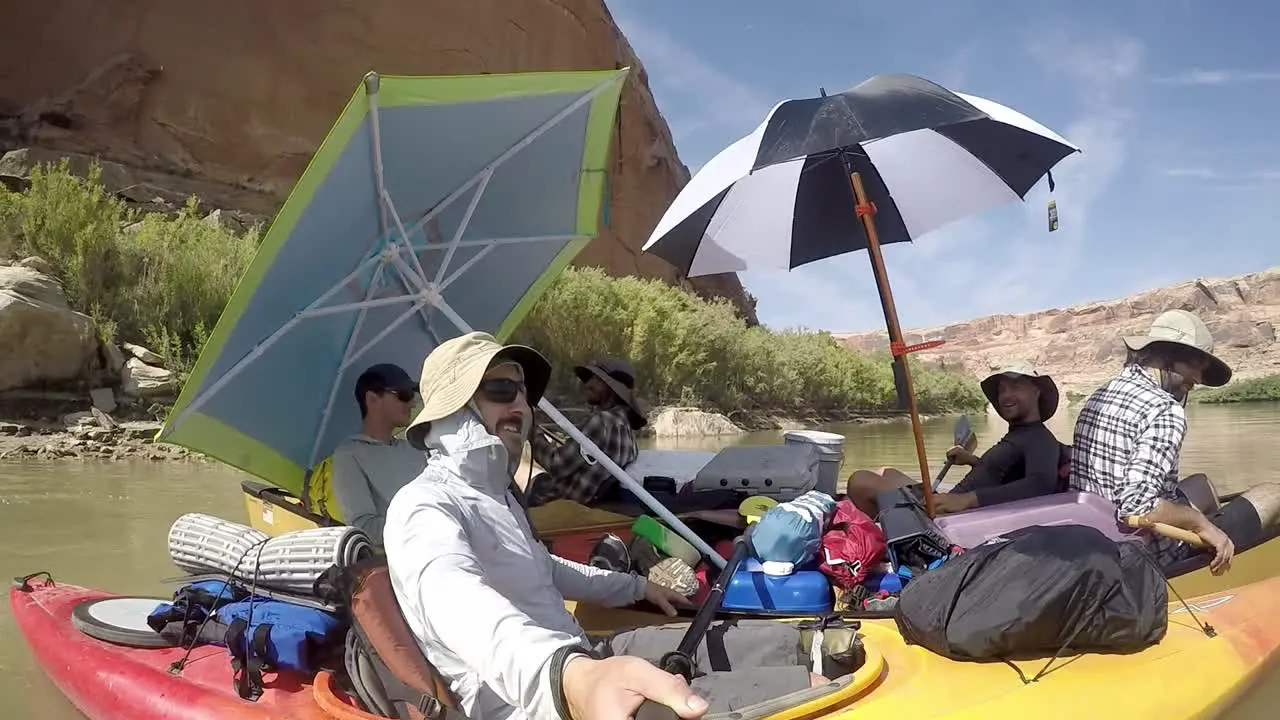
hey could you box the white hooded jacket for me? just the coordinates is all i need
[383,411,648,720]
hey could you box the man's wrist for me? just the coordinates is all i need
[551,645,593,719]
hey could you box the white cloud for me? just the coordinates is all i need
[1152,69,1280,86]
[1159,167,1280,184]
[609,5,1144,334]
[966,31,1144,317]
[607,5,775,158]
[1163,167,1219,179]
[934,42,979,90]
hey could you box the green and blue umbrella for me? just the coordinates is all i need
[158,69,628,496]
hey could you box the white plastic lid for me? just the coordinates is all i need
[761,561,796,576]
[783,430,845,446]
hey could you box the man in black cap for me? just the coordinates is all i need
[330,363,428,543]
[526,358,647,507]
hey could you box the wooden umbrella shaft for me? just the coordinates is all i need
[848,171,936,518]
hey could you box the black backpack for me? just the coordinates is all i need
[894,524,1167,662]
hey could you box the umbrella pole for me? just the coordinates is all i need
[848,171,937,518]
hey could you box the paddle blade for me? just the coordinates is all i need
[953,414,973,446]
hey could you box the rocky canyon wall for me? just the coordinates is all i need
[836,268,1280,395]
[0,0,755,321]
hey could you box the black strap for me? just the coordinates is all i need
[703,620,732,673]
[251,623,273,669]
[226,619,265,701]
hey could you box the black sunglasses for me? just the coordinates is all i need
[477,378,526,404]
[381,388,416,403]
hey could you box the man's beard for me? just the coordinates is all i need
[494,412,532,474]
[1157,369,1192,406]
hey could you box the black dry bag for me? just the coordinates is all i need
[894,524,1168,661]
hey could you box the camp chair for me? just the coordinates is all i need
[339,558,461,720]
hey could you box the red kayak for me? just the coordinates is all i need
[8,522,666,720]
[9,574,349,720]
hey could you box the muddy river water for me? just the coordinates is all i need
[3,402,1278,716]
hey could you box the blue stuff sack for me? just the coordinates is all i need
[216,598,344,674]
[146,579,250,646]
[750,491,837,566]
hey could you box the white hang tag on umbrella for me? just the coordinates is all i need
[1047,169,1060,233]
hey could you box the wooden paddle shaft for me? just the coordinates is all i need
[849,171,936,518]
[1125,516,1207,547]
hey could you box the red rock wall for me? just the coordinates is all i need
[835,269,1280,393]
[0,0,756,321]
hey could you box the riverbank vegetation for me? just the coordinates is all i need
[514,267,986,415]
[1,161,986,417]
[0,162,256,377]
[1194,374,1280,404]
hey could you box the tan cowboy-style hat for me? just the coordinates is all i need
[1123,309,1232,387]
[405,331,551,451]
[980,360,1060,421]
[574,357,648,430]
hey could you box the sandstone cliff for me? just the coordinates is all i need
[0,0,755,321]
[836,268,1280,395]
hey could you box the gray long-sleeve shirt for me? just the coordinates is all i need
[330,433,428,544]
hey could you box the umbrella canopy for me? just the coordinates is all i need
[640,74,1079,518]
[158,69,629,495]
[642,73,1080,277]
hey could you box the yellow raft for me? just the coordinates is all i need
[241,480,1280,718]
[565,574,1280,719]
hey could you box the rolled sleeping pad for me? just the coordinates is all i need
[168,513,375,596]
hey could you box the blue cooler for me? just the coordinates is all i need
[861,570,903,594]
[722,559,833,613]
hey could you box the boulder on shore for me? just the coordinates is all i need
[121,357,177,398]
[121,342,165,365]
[0,265,99,390]
[648,407,743,438]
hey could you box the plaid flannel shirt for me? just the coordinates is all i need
[1069,364,1190,564]
[526,405,638,507]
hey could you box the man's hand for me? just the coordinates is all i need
[563,655,709,720]
[932,491,978,515]
[1145,499,1234,575]
[643,582,693,616]
[1195,522,1235,575]
[945,445,980,467]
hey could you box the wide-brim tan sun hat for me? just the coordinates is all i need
[1122,309,1232,387]
[405,331,551,451]
[980,360,1060,421]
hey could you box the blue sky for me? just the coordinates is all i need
[607,0,1279,333]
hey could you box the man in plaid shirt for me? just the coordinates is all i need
[525,358,647,507]
[1071,310,1280,574]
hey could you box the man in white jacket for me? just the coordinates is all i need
[384,332,818,720]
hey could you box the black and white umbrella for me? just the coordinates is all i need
[641,74,1079,516]
[642,73,1080,277]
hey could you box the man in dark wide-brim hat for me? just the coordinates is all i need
[526,357,647,507]
[845,360,1066,517]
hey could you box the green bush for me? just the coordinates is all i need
[514,267,987,415]
[1,161,985,416]
[1194,374,1280,404]
[0,161,258,375]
